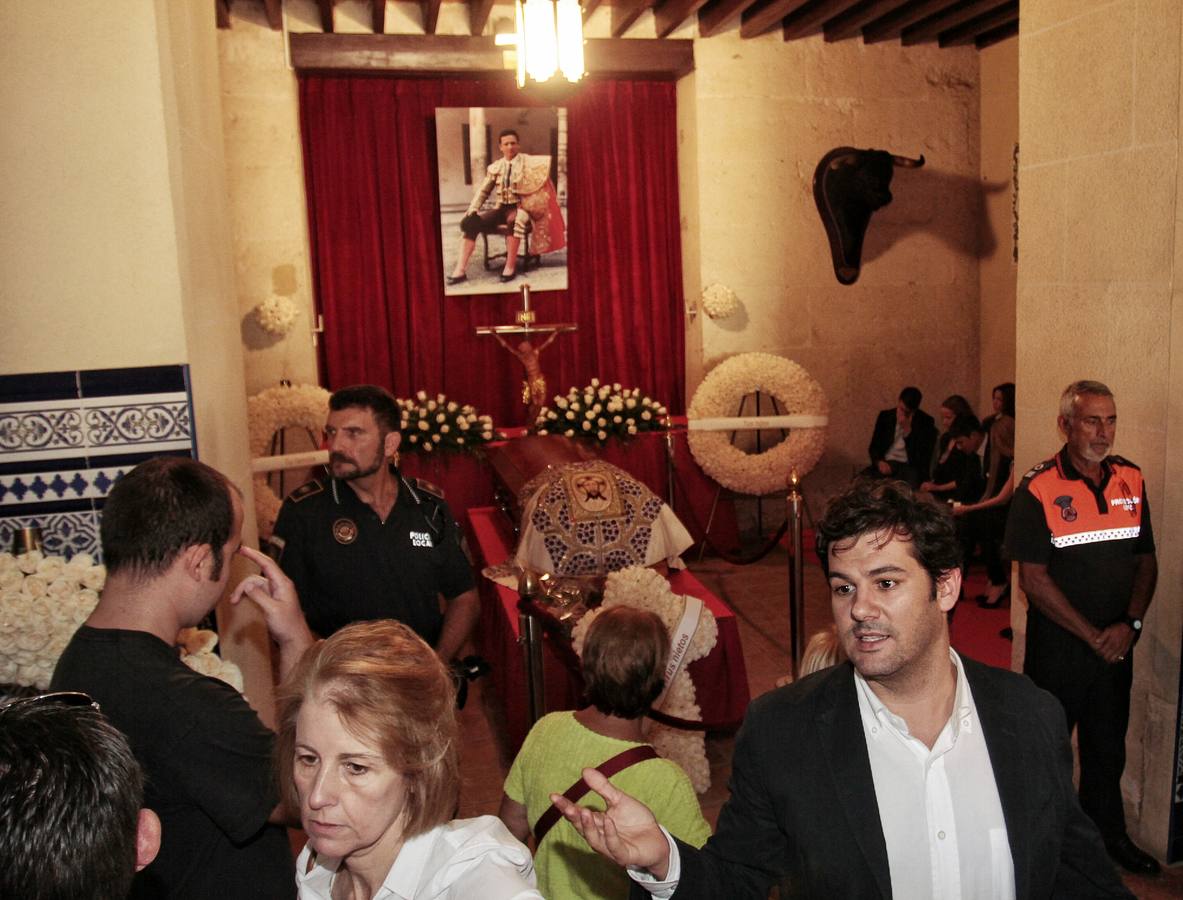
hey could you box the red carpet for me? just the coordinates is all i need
[950,566,1014,670]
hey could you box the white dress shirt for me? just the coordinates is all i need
[856,650,1015,900]
[296,816,542,900]
[634,651,1015,899]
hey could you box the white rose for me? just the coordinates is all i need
[17,551,43,574]
[458,419,470,431]
[0,569,23,593]
[597,418,606,427]
[566,411,575,420]
[628,424,638,434]
[447,402,458,412]
[457,437,466,444]
[556,398,568,409]
[437,393,446,404]
[408,433,419,443]
[642,411,652,420]
[613,416,622,424]
[78,589,100,613]
[418,420,429,431]
[21,575,48,599]
[597,430,607,440]
[427,400,438,411]
[80,566,106,592]
[440,424,450,433]
[431,434,441,443]
[590,378,600,387]
[613,383,622,392]
[626,398,637,409]
[435,413,445,423]
[417,390,428,401]
[564,429,574,437]
[36,556,65,581]
[0,553,15,574]
[582,421,591,431]
[46,578,75,600]
[423,441,434,452]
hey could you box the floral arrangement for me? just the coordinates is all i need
[247,383,331,537]
[177,627,244,692]
[700,283,740,320]
[687,353,828,496]
[0,551,104,689]
[534,379,668,444]
[398,392,495,454]
[252,295,299,337]
[572,566,717,793]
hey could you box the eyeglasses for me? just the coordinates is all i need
[0,691,100,715]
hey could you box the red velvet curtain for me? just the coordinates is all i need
[298,76,685,426]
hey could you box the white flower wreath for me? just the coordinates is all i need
[253,295,299,337]
[687,353,828,496]
[247,383,331,537]
[700,283,740,320]
[571,566,717,793]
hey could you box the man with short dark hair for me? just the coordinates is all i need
[0,694,161,900]
[272,385,480,662]
[51,456,314,899]
[866,386,938,488]
[552,479,1131,899]
[1004,380,1160,875]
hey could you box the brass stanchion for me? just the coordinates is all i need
[517,569,546,725]
[663,415,676,511]
[786,469,805,678]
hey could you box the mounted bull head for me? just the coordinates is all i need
[812,147,925,285]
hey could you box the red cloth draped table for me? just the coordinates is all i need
[466,505,750,753]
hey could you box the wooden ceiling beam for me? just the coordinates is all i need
[317,0,335,32]
[782,0,861,41]
[698,0,761,37]
[469,0,496,34]
[584,0,603,18]
[824,0,912,42]
[288,33,694,79]
[421,0,442,33]
[739,0,810,39]
[902,0,1005,44]
[612,0,655,37]
[654,0,712,38]
[215,0,231,29]
[975,18,1017,49]
[262,0,283,29]
[938,2,1017,47]
[371,0,386,33]
[861,0,955,43]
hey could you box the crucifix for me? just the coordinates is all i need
[475,284,577,425]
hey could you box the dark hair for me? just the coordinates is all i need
[993,382,1016,417]
[947,414,983,440]
[276,621,458,840]
[940,394,975,420]
[580,606,669,719]
[498,128,520,142]
[815,479,961,582]
[0,699,144,900]
[101,456,235,580]
[898,386,922,411]
[329,385,400,434]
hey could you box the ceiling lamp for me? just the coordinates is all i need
[508,0,585,88]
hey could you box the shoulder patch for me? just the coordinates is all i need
[1108,454,1141,471]
[413,477,445,500]
[285,480,324,503]
[1019,458,1054,485]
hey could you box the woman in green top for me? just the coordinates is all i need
[499,606,712,899]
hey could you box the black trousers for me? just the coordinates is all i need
[1026,645,1133,840]
[957,503,1010,585]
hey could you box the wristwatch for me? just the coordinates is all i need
[1124,615,1143,640]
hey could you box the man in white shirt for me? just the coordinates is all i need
[553,479,1131,899]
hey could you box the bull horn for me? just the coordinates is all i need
[890,153,925,168]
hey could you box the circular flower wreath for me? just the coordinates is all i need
[247,383,331,537]
[687,353,828,496]
[701,283,740,320]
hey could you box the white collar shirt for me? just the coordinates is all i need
[295,816,541,900]
[886,422,909,463]
[854,650,1015,900]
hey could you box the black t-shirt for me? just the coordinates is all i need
[273,474,475,640]
[51,627,294,899]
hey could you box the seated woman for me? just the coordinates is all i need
[276,620,542,900]
[921,394,976,502]
[499,606,710,899]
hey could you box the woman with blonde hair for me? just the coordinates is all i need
[276,620,541,900]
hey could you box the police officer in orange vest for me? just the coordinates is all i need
[1004,380,1159,876]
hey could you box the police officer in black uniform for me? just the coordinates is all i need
[270,385,480,664]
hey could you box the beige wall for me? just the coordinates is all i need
[978,38,1018,413]
[1016,0,1182,855]
[0,0,277,724]
[679,31,983,500]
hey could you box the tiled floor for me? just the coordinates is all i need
[455,547,1182,897]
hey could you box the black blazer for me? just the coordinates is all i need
[661,659,1131,899]
[868,407,938,474]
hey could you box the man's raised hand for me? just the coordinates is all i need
[550,767,672,879]
[231,546,314,673]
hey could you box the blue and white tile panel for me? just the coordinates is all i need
[0,365,196,561]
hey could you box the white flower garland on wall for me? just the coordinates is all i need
[252,295,299,337]
[687,353,828,496]
[700,283,740,320]
[247,383,331,537]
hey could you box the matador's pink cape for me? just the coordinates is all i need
[515,154,566,254]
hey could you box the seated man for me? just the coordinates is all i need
[551,479,1132,899]
[865,386,937,488]
[0,693,161,900]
